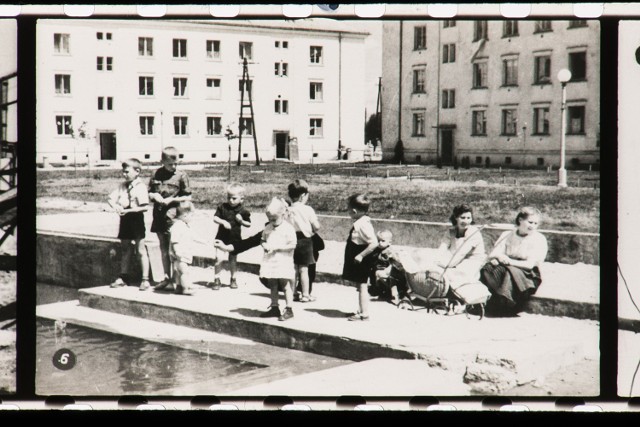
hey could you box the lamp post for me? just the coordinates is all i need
[521,123,527,169]
[557,68,572,187]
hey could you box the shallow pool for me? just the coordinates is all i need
[36,319,266,395]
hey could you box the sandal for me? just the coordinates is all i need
[299,295,316,303]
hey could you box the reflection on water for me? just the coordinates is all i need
[36,320,266,395]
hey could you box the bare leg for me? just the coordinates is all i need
[269,280,279,307]
[229,254,237,280]
[298,265,310,298]
[176,261,192,292]
[156,232,172,281]
[135,239,150,281]
[358,282,369,316]
[283,280,293,307]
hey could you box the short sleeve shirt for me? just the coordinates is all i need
[494,229,549,266]
[149,167,191,232]
[260,221,296,280]
[108,177,149,209]
[350,215,378,246]
[214,202,251,241]
[286,202,318,237]
[169,219,194,264]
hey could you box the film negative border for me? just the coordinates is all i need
[3,1,628,413]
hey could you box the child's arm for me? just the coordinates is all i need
[213,215,232,229]
[235,212,251,228]
[355,241,378,264]
[107,188,124,214]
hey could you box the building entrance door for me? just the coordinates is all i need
[99,132,117,160]
[441,129,454,164]
[274,131,289,159]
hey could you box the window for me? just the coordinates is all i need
[206,40,220,59]
[140,116,154,135]
[97,32,103,40]
[207,116,222,136]
[173,77,188,97]
[275,62,288,77]
[106,32,112,40]
[310,46,323,64]
[443,43,456,63]
[443,20,456,28]
[476,156,482,164]
[501,108,518,135]
[206,78,221,99]
[534,55,551,84]
[533,107,550,135]
[239,42,252,60]
[275,40,289,49]
[568,20,588,29]
[473,61,488,88]
[274,99,289,114]
[173,39,187,58]
[55,74,71,94]
[535,20,552,33]
[310,82,323,101]
[239,79,253,96]
[55,115,72,135]
[412,113,425,136]
[442,89,455,109]
[240,117,253,136]
[97,57,113,71]
[569,51,587,81]
[567,106,585,134]
[502,57,518,86]
[414,26,427,50]
[309,118,323,137]
[53,33,70,54]
[173,116,188,136]
[537,158,545,166]
[505,157,512,165]
[473,21,488,41]
[472,110,487,135]
[139,76,154,96]
[412,69,426,93]
[503,20,519,37]
[138,37,153,57]
[283,41,288,49]
[97,96,113,111]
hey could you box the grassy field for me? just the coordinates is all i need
[37,162,600,233]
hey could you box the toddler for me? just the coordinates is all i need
[169,201,197,295]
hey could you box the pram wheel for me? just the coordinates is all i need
[398,299,414,311]
[465,303,485,320]
[446,300,465,316]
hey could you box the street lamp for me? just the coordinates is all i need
[557,68,572,187]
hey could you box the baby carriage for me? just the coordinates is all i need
[395,230,491,320]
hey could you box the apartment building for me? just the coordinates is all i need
[381,19,600,168]
[37,19,368,165]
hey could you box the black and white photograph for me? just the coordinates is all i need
[617,20,640,398]
[34,17,600,397]
[0,18,17,395]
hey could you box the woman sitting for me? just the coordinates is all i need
[421,204,486,290]
[480,206,549,316]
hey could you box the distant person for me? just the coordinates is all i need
[480,206,548,316]
[148,147,192,291]
[343,194,378,321]
[169,201,198,295]
[286,179,321,302]
[256,198,297,321]
[210,183,251,290]
[108,158,151,291]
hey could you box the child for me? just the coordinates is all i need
[369,230,402,305]
[285,179,321,302]
[169,201,197,295]
[258,198,297,321]
[148,147,192,290]
[108,158,151,291]
[211,183,251,290]
[343,194,379,321]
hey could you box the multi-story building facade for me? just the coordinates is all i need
[382,19,600,168]
[37,19,368,165]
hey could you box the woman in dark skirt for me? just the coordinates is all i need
[480,207,548,315]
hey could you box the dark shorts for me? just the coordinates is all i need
[342,240,372,284]
[215,227,242,245]
[118,212,146,240]
[294,233,315,266]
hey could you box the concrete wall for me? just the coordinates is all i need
[314,215,599,266]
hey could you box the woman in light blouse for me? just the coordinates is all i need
[480,206,548,315]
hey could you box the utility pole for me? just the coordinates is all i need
[238,57,260,166]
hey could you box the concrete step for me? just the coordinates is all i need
[37,266,599,394]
